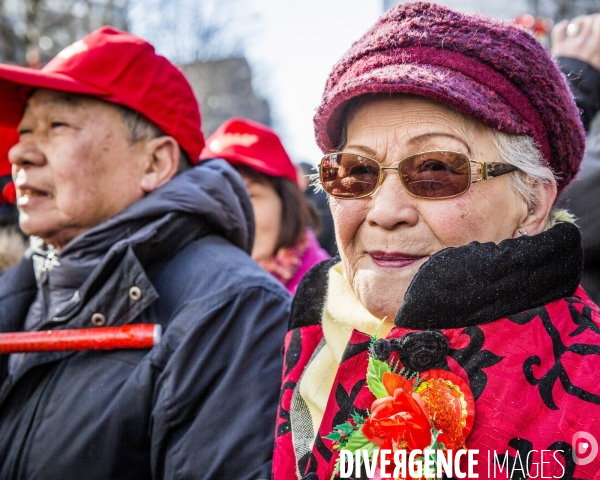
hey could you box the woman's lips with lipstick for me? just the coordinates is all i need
[369,251,425,268]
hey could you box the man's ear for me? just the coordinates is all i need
[139,136,180,193]
[515,175,558,237]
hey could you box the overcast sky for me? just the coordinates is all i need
[240,0,382,165]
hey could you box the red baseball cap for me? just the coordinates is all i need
[200,118,297,182]
[0,26,204,163]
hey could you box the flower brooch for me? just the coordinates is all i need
[325,327,475,479]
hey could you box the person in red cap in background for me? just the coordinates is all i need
[201,118,330,294]
[0,126,27,271]
[0,27,289,479]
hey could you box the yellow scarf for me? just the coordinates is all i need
[298,262,394,437]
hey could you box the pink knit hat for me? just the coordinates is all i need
[314,2,585,194]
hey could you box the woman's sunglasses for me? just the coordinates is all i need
[319,151,520,200]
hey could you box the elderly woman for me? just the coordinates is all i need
[272,3,600,479]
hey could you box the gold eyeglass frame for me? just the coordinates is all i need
[318,150,520,200]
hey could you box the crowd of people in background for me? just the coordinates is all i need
[0,4,598,479]
[1,15,599,293]
[1,13,600,294]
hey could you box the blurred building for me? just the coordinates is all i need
[180,57,271,137]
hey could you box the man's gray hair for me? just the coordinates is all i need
[115,105,193,173]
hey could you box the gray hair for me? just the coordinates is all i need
[428,100,557,215]
[114,105,193,174]
[486,131,574,230]
[487,131,555,210]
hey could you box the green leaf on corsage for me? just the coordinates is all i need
[327,422,378,480]
[367,356,391,398]
[324,411,367,448]
[343,428,373,451]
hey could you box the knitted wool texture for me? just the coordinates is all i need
[314,2,585,194]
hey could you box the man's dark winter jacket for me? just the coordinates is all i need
[0,160,291,479]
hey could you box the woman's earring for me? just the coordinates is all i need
[518,228,528,237]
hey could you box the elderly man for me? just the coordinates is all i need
[0,27,290,479]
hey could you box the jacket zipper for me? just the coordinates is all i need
[39,246,59,324]
[9,365,60,480]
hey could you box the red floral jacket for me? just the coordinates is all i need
[273,223,600,480]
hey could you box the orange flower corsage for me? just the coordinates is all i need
[325,329,475,480]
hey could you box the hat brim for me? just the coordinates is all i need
[316,63,534,153]
[0,64,107,127]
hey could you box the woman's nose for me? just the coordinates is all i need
[366,170,419,229]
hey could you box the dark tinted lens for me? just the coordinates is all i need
[399,151,470,198]
[320,153,380,198]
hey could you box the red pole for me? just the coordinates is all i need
[0,324,161,354]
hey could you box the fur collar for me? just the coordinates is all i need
[290,222,583,331]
